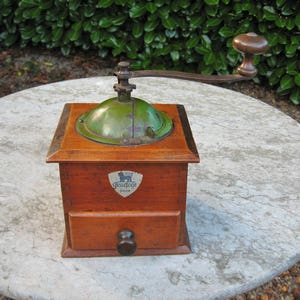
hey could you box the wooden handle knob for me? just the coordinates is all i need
[233,32,269,55]
[232,32,269,77]
[117,230,137,256]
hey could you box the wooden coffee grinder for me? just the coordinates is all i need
[46,61,199,257]
[46,33,268,257]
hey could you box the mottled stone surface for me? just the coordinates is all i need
[0,77,299,300]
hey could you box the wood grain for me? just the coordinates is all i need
[47,103,200,163]
[47,103,199,256]
[69,211,181,250]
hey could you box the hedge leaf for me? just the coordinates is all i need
[0,0,299,104]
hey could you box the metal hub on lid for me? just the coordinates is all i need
[76,61,173,146]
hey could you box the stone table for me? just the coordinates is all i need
[0,77,299,300]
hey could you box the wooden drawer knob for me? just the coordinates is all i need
[117,230,137,256]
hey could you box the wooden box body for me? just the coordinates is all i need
[47,103,199,257]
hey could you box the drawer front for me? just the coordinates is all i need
[69,211,181,250]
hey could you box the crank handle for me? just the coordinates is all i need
[129,32,268,84]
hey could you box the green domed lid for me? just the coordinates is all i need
[76,96,172,145]
[76,62,173,145]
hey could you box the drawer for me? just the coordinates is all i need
[69,211,181,251]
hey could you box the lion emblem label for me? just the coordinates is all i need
[108,171,143,198]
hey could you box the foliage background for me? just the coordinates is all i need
[0,0,299,104]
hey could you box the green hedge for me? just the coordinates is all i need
[0,0,299,104]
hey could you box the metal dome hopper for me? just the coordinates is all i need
[76,62,173,145]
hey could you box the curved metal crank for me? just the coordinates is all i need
[127,32,268,84]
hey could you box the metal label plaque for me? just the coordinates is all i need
[108,171,143,198]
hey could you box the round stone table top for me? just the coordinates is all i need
[0,77,299,300]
